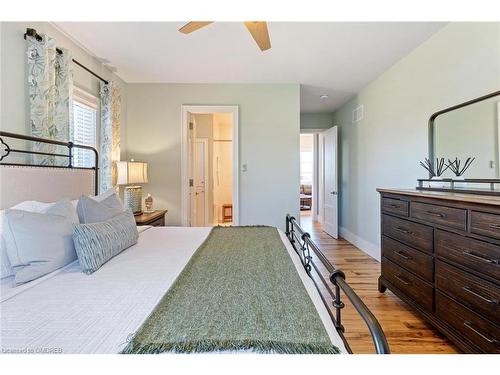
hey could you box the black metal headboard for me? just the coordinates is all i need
[0,131,99,195]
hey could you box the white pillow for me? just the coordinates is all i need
[0,191,119,279]
[0,198,79,280]
[0,210,14,279]
[11,200,54,212]
[12,199,79,224]
[4,200,77,284]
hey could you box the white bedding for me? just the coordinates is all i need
[0,226,347,354]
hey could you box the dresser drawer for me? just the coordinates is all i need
[382,257,433,311]
[382,197,409,217]
[435,229,500,281]
[436,292,500,353]
[410,201,466,231]
[471,211,500,240]
[382,214,434,254]
[436,260,500,324]
[382,236,433,282]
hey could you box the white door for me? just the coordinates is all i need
[321,126,338,238]
[193,138,209,226]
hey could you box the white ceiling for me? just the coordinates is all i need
[54,22,445,113]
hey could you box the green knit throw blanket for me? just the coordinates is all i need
[122,226,340,354]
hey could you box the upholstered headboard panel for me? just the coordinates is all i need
[0,165,95,209]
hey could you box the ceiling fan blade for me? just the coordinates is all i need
[244,22,271,51]
[179,22,214,34]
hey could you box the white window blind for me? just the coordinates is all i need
[72,90,98,168]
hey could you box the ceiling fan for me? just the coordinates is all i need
[179,22,271,51]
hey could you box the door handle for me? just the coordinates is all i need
[330,191,338,195]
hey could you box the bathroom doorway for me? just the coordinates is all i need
[181,106,239,227]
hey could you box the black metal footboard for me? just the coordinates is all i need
[286,214,390,354]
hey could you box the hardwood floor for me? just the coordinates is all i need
[299,211,460,354]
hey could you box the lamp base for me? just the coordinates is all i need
[124,186,143,215]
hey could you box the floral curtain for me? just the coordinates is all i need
[99,81,121,193]
[27,33,73,165]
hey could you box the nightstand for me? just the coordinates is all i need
[135,210,167,227]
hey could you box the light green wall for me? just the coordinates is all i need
[332,22,500,259]
[0,22,128,159]
[300,112,333,130]
[124,83,300,229]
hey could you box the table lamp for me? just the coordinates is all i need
[116,159,148,215]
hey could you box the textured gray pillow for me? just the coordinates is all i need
[93,189,123,209]
[4,200,77,284]
[73,210,139,274]
[76,193,123,224]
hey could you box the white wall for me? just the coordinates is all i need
[0,22,127,160]
[124,84,300,229]
[332,22,500,260]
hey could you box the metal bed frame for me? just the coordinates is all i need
[0,131,389,354]
[0,131,99,195]
[286,215,390,353]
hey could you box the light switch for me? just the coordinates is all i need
[242,164,247,172]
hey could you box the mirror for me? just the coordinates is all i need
[430,91,500,179]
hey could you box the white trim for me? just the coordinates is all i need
[73,86,99,109]
[339,226,381,262]
[181,105,239,227]
[300,128,331,134]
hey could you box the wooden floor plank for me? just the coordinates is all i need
[299,212,459,354]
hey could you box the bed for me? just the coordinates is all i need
[0,131,389,354]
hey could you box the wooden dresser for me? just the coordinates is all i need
[377,189,500,353]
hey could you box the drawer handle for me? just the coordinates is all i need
[394,226,412,235]
[394,274,411,286]
[463,321,498,344]
[489,223,500,230]
[425,211,445,218]
[462,286,498,305]
[389,204,400,209]
[462,250,499,265]
[395,250,411,260]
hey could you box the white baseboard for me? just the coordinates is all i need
[339,226,381,262]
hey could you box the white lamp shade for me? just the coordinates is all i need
[116,161,148,185]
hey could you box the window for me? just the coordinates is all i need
[72,89,98,167]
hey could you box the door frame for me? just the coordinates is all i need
[181,105,239,226]
[194,137,210,226]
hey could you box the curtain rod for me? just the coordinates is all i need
[24,28,109,85]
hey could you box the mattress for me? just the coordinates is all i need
[0,226,347,354]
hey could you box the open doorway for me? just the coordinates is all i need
[300,128,338,239]
[181,106,239,227]
[300,134,314,215]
